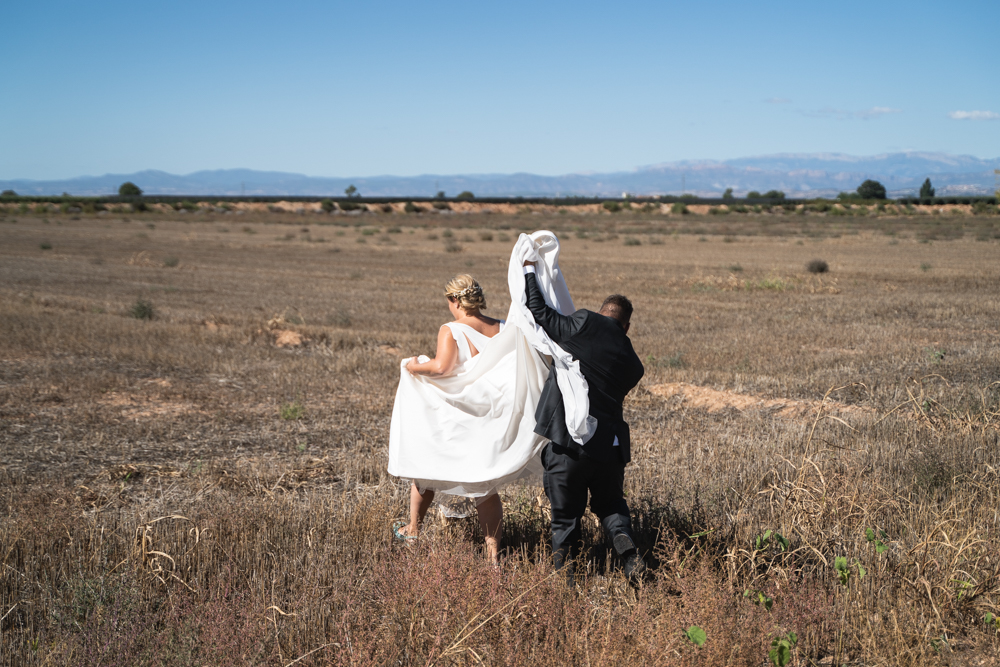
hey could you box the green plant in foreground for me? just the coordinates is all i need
[984,612,1000,632]
[129,299,154,320]
[834,556,865,586]
[684,626,706,647]
[753,529,789,552]
[280,401,305,420]
[743,588,773,611]
[768,632,798,666]
[865,527,889,554]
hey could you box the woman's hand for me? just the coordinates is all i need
[405,327,460,377]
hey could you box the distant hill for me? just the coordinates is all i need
[3,153,998,198]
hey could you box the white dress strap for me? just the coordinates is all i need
[443,322,471,361]
[445,322,494,359]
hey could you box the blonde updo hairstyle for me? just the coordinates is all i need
[444,274,487,313]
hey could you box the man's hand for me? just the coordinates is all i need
[523,260,536,267]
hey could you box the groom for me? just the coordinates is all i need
[523,262,645,580]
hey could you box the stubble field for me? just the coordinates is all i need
[2,209,1000,665]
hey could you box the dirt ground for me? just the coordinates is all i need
[2,209,1000,665]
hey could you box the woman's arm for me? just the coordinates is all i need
[405,325,460,377]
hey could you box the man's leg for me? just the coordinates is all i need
[541,444,588,572]
[587,460,645,579]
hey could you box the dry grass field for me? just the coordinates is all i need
[3,208,1000,665]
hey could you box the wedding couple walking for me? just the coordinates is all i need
[388,231,645,579]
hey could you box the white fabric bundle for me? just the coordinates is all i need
[507,231,596,445]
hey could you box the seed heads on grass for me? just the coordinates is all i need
[129,299,154,320]
[806,259,829,273]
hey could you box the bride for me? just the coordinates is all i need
[389,274,514,563]
[388,232,589,564]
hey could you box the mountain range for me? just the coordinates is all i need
[3,152,999,198]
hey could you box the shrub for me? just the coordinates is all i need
[856,180,887,199]
[432,202,451,210]
[129,299,154,320]
[806,259,829,274]
[479,231,493,241]
[320,199,335,213]
[810,202,832,212]
[441,229,453,238]
[602,201,621,212]
[387,226,402,233]
[279,400,305,420]
[782,202,797,211]
[708,207,728,215]
[0,189,16,197]
[163,257,180,267]
[722,188,734,200]
[444,241,462,253]
[456,191,475,199]
[747,191,762,199]
[404,202,423,213]
[671,202,689,215]
[623,237,641,246]
[132,201,148,212]
[380,204,393,213]
[763,190,786,200]
[340,201,364,211]
[40,241,52,250]
[118,182,142,197]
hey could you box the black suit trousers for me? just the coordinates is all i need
[541,443,634,569]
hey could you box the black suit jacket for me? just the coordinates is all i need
[525,272,645,464]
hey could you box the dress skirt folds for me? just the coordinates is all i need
[387,231,588,497]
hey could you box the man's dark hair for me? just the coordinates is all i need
[599,294,633,324]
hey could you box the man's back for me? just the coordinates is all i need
[525,272,644,462]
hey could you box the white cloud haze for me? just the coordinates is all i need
[948,110,999,121]
[800,106,901,120]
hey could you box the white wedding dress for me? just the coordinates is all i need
[387,231,590,500]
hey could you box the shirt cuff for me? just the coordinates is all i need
[523,265,536,274]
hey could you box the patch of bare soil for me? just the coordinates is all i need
[98,387,207,420]
[648,382,872,419]
[273,329,305,348]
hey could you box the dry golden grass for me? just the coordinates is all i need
[3,208,1000,665]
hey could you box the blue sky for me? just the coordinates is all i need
[2,0,997,180]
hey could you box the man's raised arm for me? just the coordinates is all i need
[523,263,583,344]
